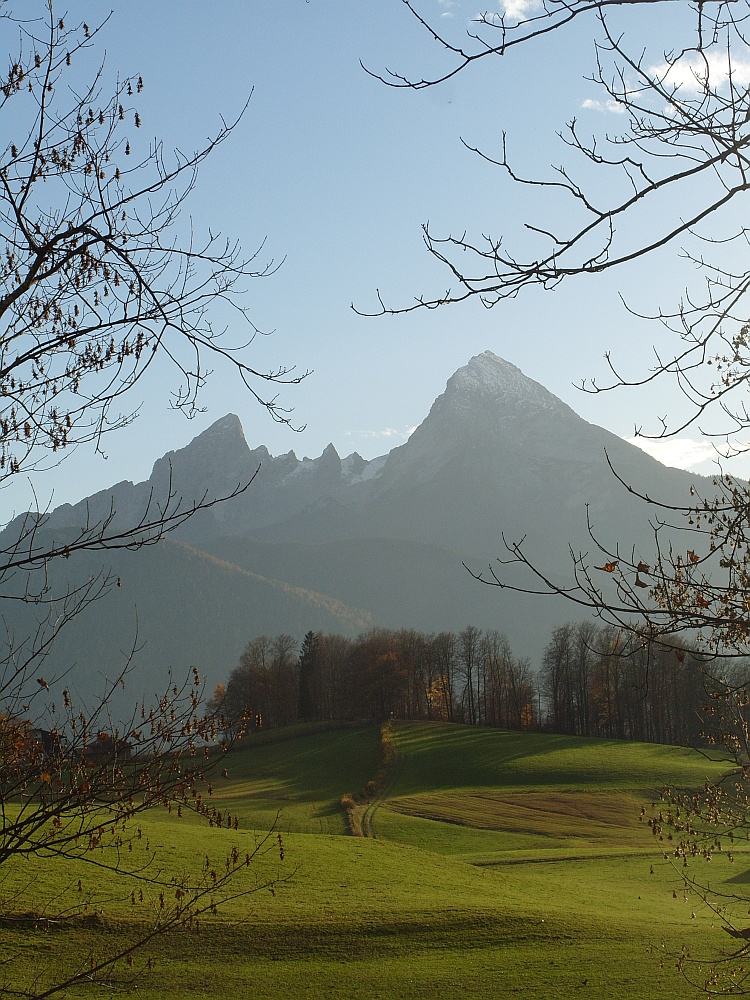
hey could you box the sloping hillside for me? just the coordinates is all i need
[9,536,372,711]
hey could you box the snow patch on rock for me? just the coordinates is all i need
[348,454,387,484]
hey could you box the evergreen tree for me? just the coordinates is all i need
[298,630,320,721]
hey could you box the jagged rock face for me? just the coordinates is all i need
[149,413,256,500]
[3,420,375,546]
[249,350,700,563]
[381,352,577,484]
[381,351,633,489]
[145,419,381,543]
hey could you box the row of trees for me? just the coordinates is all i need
[541,623,717,747]
[220,627,535,732]
[218,623,728,749]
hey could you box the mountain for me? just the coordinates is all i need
[253,352,698,566]
[0,351,707,703]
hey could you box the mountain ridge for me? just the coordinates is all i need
[0,350,710,703]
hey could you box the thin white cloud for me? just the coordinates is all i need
[626,436,731,470]
[346,426,416,441]
[437,0,458,16]
[497,0,542,22]
[649,52,750,95]
[581,97,626,115]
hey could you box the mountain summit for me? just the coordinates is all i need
[384,352,578,481]
[447,351,572,414]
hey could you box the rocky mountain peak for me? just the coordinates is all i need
[149,412,253,497]
[197,412,246,442]
[373,351,621,495]
[447,351,572,417]
[452,351,521,390]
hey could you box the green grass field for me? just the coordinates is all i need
[0,722,737,999]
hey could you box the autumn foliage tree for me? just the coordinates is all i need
[369,0,750,989]
[222,621,721,744]
[0,2,295,994]
[222,626,538,733]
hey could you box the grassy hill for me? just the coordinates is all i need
[0,723,734,999]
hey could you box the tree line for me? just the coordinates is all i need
[214,622,737,748]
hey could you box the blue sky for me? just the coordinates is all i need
[5,0,745,514]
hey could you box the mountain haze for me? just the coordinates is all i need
[2,352,708,702]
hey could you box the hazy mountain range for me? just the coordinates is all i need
[3,351,706,704]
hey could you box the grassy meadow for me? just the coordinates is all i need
[0,722,738,998]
